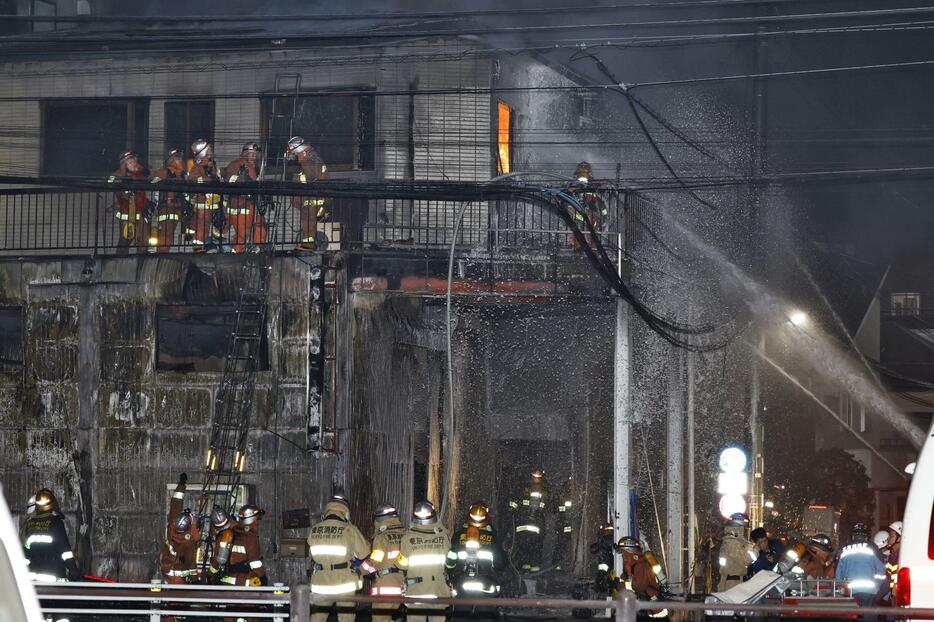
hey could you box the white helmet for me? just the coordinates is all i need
[873,530,889,549]
[191,138,212,162]
[888,521,903,536]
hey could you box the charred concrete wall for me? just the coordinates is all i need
[0,254,327,584]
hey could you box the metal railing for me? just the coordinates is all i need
[34,582,934,622]
[0,182,637,259]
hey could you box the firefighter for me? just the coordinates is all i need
[365,504,406,622]
[715,513,755,592]
[782,534,836,580]
[307,494,370,622]
[397,501,450,622]
[107,150,150,255]
[566,161,608,248]
[508,468,547,574]
[446,502,508,599]
[617,537,666,619]
[187,138,224,253]
[222,142,267,253]
[21,488,78,582]
[285,135,329,251]
[158,472,201,586]
[554,478,575,571]
[149,149,187,253]
[209,507,237,581]
[213,504,268,588]
[885,521,901,595]
[590,522,617,596]
[835,523,887,614]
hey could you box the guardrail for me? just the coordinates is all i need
[34,582,934,622]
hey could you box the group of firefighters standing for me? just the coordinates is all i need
[715,512,903,612]
[107,136,329,254]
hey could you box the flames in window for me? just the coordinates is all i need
[497,101,511,175]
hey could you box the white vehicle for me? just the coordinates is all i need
[898,424,934,614]
[0,485,45,621]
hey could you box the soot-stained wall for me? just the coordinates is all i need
[0,254,328,584]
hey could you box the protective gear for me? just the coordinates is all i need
[186,154,222,252]
[307,497,369,622]
[412,501,437,526]
[212,507,232,530]
[851,522,870,542]
[223,153,266,252]
[467,502,490,528]
[888,521,903,536]
[26,494,36,515]
[238,504,265,526]
[286,135,311,157]
[366,506,406,622]
[873,531,889,550]
[574,161,592,183]
[373,504,399,522]
[159,477,201,593]
[727,513,750,529]
[148,153,187,252]
[241,142,261,155]
[617,536,642,554]
[399,513,450,622]
[22,489,78,582]
[291,140,329,251]
[717,523,755,591]
[590,525,618,597]
[191,138,212,163]
[120,150,139,165]
[165,149,183,165]
[508,471,548,574]
[809,534,833,554]
[34,489,57,512]
[108,157,150,254]
[836,539,886,601]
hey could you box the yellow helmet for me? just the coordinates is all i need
[467,502,490,528]
[34,489,57,512]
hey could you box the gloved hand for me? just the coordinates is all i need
[179,472,188,485]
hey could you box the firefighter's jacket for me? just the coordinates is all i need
[623,553,662,600]
[835,542,886,596]
[217,522,267,586]
[108,166,148,224]
[150,166,186,214]
[716,528,756,591]
[590,534,617,594]
[22,509,78,581]
[445,524,507,595]
[508,484,547,536]
[366,517,406,596]
[886,547,900,592]
[158,482,200,581]
[397,522,451,599]
[292,151,329,216]
[187,160,223,209]
[795,549,836,580]
[306,503,370,598]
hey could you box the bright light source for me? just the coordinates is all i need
[719,494,747,519]
[789,310,808,326]
[905,462,917,475]
[718,472,749,495]
[719,447,748,473]
[764,500,775,509]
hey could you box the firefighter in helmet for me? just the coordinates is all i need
[148,149,187,253]
[364,504,406,622]
[187,138,223,252]
[286,135,329,251]
[446,501,509,600]
[617,537,666,619]
[397,501,450,622]
[222,142,267,252]
[158,473,201,585]
[21,488,79,582]
[307,494,369,622]
[566,161,608,249]
[108,150,150,255]
[780,534,836,580]
[508,468,548,574]
[835,522,886,611]
[208,507,236,581]
[716,513,755,592]
[591,522,617,595]
[213,504,267,587]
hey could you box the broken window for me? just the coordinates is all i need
[891,292,921,316]
[0,307,23,370]
[156,305,269,372]
[164,100,215,164]
[42,99,149,178]
[261,92,375,173]
[496,101,512,175]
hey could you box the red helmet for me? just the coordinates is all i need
[119,150,138,165]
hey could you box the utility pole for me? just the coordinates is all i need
[666,345,684,589]
[614,231,632,576]
[686,350,696,593]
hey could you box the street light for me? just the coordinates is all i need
[718,447,749,519]
[789,310,808,327]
